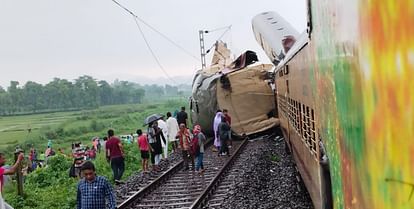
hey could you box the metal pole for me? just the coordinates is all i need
[14,149,24,196]
[199,30,206,69]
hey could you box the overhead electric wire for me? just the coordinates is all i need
[205,25,232,53]
[111,0,200,62]
[111,0,179,85]
[132,17,178,85]
[205,25,232,33]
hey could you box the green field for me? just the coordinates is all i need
[1,99,188,209]
[0,99,186,155]
[0,112,75,149]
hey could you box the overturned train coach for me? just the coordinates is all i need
[253,1,414,209]
[190,41,279,136]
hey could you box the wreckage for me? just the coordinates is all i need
[190,41,280,136]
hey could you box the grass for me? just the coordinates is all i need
[1,99,188,209]
[270,154,280,162]
[0,99,186,154]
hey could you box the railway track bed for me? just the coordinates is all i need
[116,134,313,209]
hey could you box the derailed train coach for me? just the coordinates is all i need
[253,1,414,209]
[190,41,280,136]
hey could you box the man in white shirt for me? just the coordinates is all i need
[157,117,169,159]
[165,112,179,153]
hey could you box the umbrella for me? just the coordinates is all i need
[144,114,163,125]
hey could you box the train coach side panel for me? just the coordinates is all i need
[276,43,324,209]
[309,0,414,209]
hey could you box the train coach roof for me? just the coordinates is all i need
[276,32,309,70]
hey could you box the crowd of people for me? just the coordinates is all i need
[76,106,232,209]
[0,106,233,209]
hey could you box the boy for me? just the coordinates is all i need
[193,125,206,174]
[137,129,150,173]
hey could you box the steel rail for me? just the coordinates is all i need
[189,138,249,209]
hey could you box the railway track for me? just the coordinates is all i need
[117,138,249,209]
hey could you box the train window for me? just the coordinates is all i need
[301,104,307,143]
[284,65,289,74]
[306,106,311,147]
[296,101,300,133]
[310,108,317,158]
[300,103,303,136]
[306,0,313,39]
[297,102,301,135]
[286,80,289,94]
[279,70,283,77]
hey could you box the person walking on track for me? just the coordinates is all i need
[105,129,125,185]
[147,121,166,172]
[193,125,206,174]
[176,106,188,127]
[166,112,179,153]
[137,129,150,173]
[218,116,231,156]
[157,116,169,159]
[176,123,194,171]
[213,110,223,152]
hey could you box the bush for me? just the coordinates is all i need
[90,120,105,132]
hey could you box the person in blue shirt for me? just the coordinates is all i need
[77,161,116,209]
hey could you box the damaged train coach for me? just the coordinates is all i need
[190,41,280,136]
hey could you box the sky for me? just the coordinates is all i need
[0,0,306,88]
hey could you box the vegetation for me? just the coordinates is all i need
[0,76,192,116]
[0,99,188,209]
[270,154,280,162]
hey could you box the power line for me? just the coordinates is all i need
[131,17,178,85]
[111,0,178,85]
[111,0,200,62]
[205,25,232,33]
[205,25,232,54]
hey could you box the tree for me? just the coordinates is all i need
[74,75,99,108]
[22,81,44,112]
[165,84,178,96]
[8,81,22,113]
[98,80,113,105]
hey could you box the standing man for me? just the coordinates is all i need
[176,106,188,127]
[77,161,116,209]
[157,117,169,159]
[218,116,231,156]
[105,129,125,184]
[223,109,232,126]
[0,152,24,209]
[147,121,166,172]
[166,112,179,153]
[223,109,232,148]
